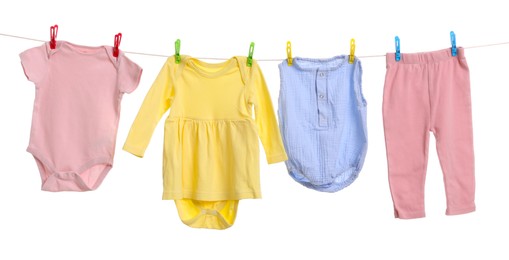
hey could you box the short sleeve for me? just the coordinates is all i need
[117,53,143,94]
[19,44,48,84]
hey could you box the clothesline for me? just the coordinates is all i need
[2,32,509,61]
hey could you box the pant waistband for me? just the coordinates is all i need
[386,47,465,65]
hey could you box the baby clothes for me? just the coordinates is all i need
[383,48,476,218]
[278,56,367,192]
[20,41,142,191]
[123,56,287,229]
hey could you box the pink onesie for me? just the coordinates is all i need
[20,41,142,191]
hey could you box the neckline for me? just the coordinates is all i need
[57,41,109,56]
[292,56,347,72]
[186,57,239,78]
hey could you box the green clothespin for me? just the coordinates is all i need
[247,42,255,67]
[175,39,181,64]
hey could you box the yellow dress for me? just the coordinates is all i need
[123,56,287,229]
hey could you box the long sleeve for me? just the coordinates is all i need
[123,59,175,157]
[250,61,288,164]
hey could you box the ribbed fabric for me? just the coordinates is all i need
[278,56,368,192]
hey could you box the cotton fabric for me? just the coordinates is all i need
[383,47,476,218]
[20,41,142,191]
[278,56,367,192]
[123,56,287,229]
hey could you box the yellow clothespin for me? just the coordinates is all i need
[349,38,355,64]
[287,41,293,66]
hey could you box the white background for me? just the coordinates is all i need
[1,0,508,259]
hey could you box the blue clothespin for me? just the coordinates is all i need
[395,36,401,61]
[450,31,457,56]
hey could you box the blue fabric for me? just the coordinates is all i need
[277,56,368,192]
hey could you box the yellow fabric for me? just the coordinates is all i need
[175,200,238,229]
[123,56,287,229]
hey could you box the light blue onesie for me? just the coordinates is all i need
[278,56,367,192]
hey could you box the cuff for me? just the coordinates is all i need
[266,152,288,164]
[122,143,145,158]
[446,205,476,216]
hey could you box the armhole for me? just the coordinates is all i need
[354,59,367,107]
[278,62,285,92]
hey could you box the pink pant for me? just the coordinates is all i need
[383,48,475,219]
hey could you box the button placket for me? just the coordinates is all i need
[316,71,328,127]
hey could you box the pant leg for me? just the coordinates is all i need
[383,61,431,219]
[429,51,476,216]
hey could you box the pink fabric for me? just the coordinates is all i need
[20,41,142,191]
[383,48,475,218]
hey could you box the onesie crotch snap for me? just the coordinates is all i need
[201,208,219,216]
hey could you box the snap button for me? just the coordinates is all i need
[319,72,325,77]
[201,209,219,216]
[319,94,325,99]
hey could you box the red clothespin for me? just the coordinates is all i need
[113,33,122,58]
[49,25,58,49]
